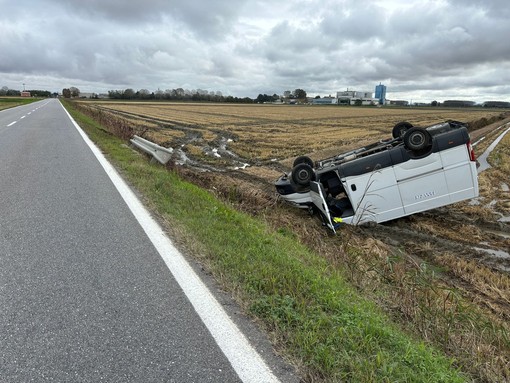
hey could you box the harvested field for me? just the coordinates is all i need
[75,100,510,382]
[76,101,506,165]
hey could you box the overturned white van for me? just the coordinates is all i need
[275,121,478,232]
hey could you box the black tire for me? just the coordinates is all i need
[403,128,432,151]
[392,121,413,139]
[291,163,315,187]
[293,155,314,168]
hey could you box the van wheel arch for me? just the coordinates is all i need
[392,122,413,139]
[293,155,314,168]
[404,128,432,151]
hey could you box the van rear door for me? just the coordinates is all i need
[310,181,336,233]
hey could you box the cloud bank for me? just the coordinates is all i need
[1,0,509,102]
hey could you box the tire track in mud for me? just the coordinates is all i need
[365,216,510,319]
[369,212,510,272]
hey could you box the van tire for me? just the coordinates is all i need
[293,155,314,168]
[404,128,432,151]
[291,163,315,186]
[392,122,413,139]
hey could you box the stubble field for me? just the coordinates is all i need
[79,101,504,161]
[74,100,510,381]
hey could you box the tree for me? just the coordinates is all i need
[138,89,151,99]
[154,89,165,99]
[0,86,8,96]
[124,88,135,99]
[62,88,71,98]
[69,87,80,98]
[431,100,438,107]
[256,93,280,103]
[294,89,307,100]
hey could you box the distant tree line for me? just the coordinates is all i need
[106,88,253,103]
[0,86,53,97]
[255,93,280,103]
[103,87,309,104]
[255,89,307,103]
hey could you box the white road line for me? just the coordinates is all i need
[59,101,280,383]
[20,115,26,119]
[7,121,17,127]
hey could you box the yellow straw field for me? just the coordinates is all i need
[78,101,507,162]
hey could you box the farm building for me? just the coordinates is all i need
[20,91,31,97]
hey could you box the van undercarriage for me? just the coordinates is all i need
[275,121,479,232]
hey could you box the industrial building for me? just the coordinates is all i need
[309,84,385,106]
[375,83,386,105]
[311,97,337,105]
[336,90,377,105]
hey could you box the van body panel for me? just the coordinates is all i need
[398,169,450,215]
[444,162,478,203]
[440,144,478,203]
[440,144,469,167]
[393,152,442,182]
[343,167,404,224]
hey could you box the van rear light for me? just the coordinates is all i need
[467,141,476,161]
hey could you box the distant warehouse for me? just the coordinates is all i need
[482,101,510,108]
[312,97,337,105]
[443,100,476,107]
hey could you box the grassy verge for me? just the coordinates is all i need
[0,97,40,110]
[63,100,466,382]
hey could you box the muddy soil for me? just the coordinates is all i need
[169,117,510,271]
[164,117,510,332]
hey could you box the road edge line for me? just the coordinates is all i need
[59,100,281,383]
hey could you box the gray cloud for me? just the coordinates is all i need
[0,0,509,102]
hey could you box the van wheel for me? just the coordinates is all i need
[392,122,413,139]
[291,163,315,186]
[404,128,431,151]
[293,155,314,168]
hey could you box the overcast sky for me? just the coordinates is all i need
[1,0,509,102]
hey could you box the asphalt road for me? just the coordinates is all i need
[0,100,289,382]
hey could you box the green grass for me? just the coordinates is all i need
[0,97,40,110]
[63,100,467,382]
